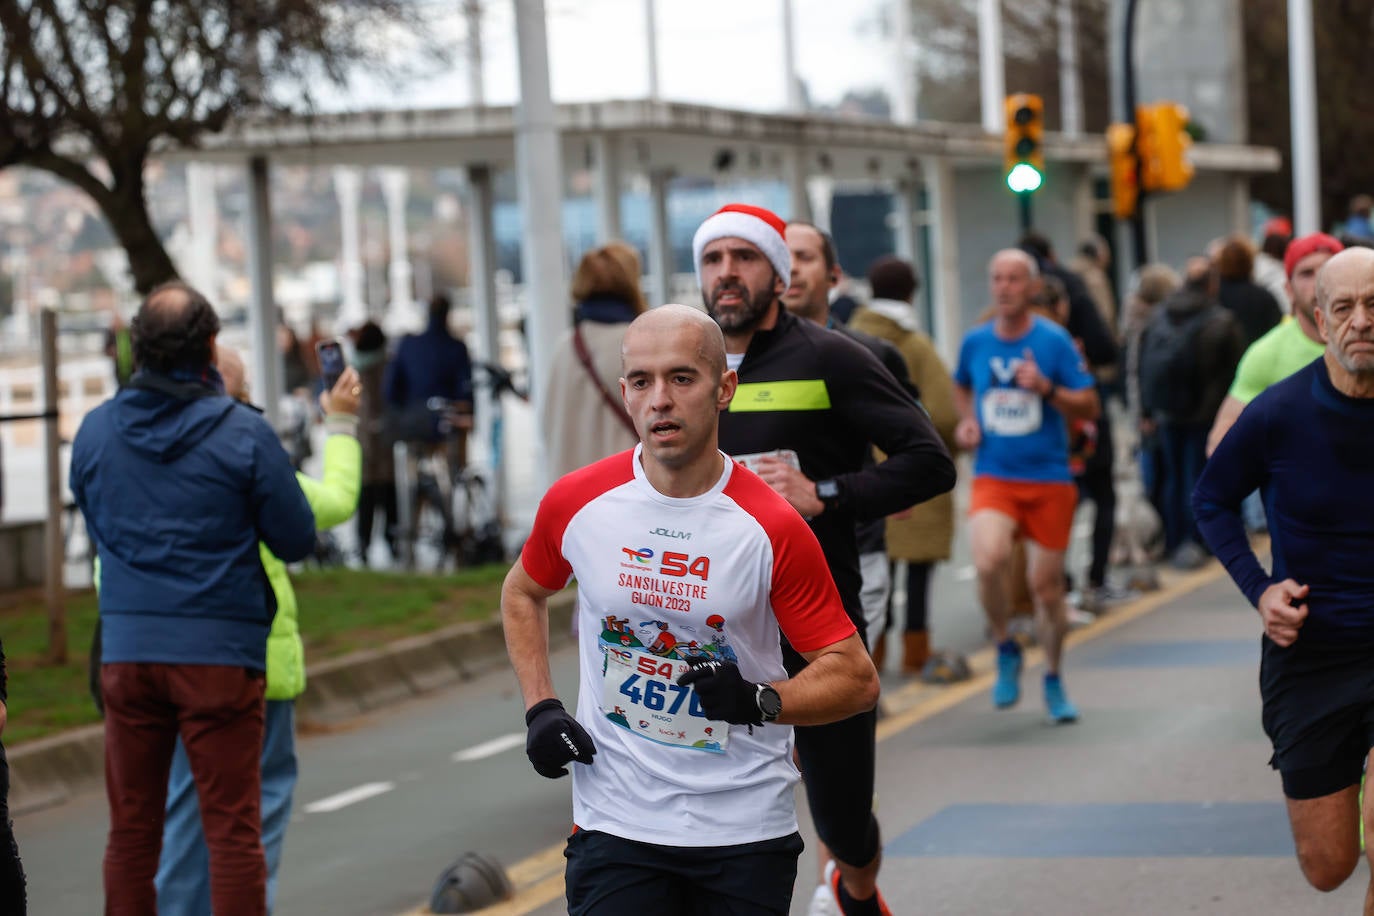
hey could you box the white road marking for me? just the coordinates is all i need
[303,781,395,814]
[452,733,525,763]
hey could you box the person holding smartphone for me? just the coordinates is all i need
[155,344,361,914]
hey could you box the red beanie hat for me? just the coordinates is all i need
[1284,233,1344,278]
[691,204,791,288]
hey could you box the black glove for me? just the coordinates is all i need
[524,698,597,779]
[676,660,762,726]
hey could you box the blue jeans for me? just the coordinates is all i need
[1241,489,1267,533]
[156,699,297,915]
[1157,421,1208,553]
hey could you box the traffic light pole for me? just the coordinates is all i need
[1121,0,1148,269]
[1019,192,1033,233]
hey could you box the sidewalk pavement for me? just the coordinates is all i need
[6,589,577,816]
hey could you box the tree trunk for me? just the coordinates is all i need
[101,181,180,295]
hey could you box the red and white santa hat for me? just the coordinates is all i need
[691,203,791,288]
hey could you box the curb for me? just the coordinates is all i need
[7,588,577,816]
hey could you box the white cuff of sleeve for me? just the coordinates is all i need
[323,413,360,437]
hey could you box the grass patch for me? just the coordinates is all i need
[0,564,511,747]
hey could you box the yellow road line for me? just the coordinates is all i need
[404,560,1232,915]
[877,561,1225,740]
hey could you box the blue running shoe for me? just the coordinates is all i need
[993,640,1022,708]
[1044,673,1079,724]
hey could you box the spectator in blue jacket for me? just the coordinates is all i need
[70,282,316,916]
[384,292,474,446]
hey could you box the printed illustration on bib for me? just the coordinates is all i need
[598,614,738,754]
[602,542,739,752]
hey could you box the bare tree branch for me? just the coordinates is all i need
[0,0,438,292]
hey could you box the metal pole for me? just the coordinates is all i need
[648,170,672,308]
[644,0,660,102]
[41,308,66,664]
[245,155,283,428]
[186,163,218,298]
[467,164,506,524]
[978,0,1006,134]
[593,134,623,241]
[1018,193,1033,234]
[922,156,963,364]
[781,0,802,112]
[1058,0,1083,136]
[465,0,485,105]
[1121,0,1148,268]
[892,0,917,125]
[333,166,367,331]
[513,0,568,494]
[380,167,416,333]
[1289,0,1321,234]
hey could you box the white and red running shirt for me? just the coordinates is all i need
[521,446,855,847]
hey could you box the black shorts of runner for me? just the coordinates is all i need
[564,828,803,915]
[783,642,882,869]
[1260,636,1374,800]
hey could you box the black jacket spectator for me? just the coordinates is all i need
[1217,279,1282,348]
[1214,237,1282,347]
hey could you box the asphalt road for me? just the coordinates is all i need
[14,530,1021,916]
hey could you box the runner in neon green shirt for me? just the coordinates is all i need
[1207,233,1344,455]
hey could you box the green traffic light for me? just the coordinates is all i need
[1006,162,1043,194]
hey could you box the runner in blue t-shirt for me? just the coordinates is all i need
[953,249,1100,723]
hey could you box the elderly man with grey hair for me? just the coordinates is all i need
[1195,246,1374,904]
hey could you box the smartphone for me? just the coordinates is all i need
[315,338,346,390]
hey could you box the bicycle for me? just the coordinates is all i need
[393,363,527,573]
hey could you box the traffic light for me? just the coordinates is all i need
[1106,123,1138,219]
[1136,102,1194,193]
[1004,93,1044,194]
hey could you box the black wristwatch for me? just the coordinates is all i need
[756,684,783,723]
[815,478,842,514]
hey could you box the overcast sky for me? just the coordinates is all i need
[320,0,897,114]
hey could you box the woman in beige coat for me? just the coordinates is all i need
[849,258,959,675]
[540,243,649,480]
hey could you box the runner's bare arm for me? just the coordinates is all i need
[1045,384,1100,421]
[1206,395,1244,458]
[770,632,878,727]
[501,559,562,712]
[953,384,981,451]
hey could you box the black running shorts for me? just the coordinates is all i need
[564,828,803,915]
[1260,636,1374,800]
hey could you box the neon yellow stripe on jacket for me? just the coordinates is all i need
[729,380,831,412]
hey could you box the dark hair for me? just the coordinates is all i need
[131,281,220,373]
[1261,233,1289,260]
[1214,238,1254,282]
[1032,274,1068,306]
[1018,231,1054,261]
[429,293,452,322]
[1183,256,1216,293]
[353,320,386,353]
[786,221,839,273]
[867,256,920,302]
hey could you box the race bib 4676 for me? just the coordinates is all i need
[601,646,728,753]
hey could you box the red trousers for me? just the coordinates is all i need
[101,663,266,916]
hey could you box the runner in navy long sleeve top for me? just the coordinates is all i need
[1193,247,1374,901]
[1194,356,1374,644]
